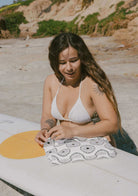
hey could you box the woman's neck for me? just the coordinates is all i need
[63,76,82,87]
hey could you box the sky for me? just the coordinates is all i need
[0,0,27,8]
[0,0,14,7]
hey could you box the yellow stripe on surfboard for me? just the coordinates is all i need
[0,130,45,159]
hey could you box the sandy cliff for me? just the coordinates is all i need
[0,0,138,46]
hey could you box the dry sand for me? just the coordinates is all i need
[0,36,138,195]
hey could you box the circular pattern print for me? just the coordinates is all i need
[66,140,80,148]
[89,137,104,145]
[80,145,95,153]
[58,148,70,157]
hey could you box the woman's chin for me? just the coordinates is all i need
[65,73,75,79]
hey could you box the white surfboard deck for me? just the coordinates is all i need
[0,113,138,196]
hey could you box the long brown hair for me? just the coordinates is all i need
[49,32,122,131]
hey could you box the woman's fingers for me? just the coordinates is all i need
[35,130,47,145]
[50,131,61,140]
[34,137,40,144]
[47,126,59,137]
[39,134,47,142]
[54,134,63,140]
[35,136,45,146]
[35,125,67,144]
[38,140,45,147]
[48,125,65,140]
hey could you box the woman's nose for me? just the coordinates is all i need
[66,61,73,71]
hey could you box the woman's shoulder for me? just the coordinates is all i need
[83,76,102,95]
[45,74,57,82]
[44,74,59,89]
[83,76,97,87]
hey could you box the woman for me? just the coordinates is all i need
[35,32,121,147]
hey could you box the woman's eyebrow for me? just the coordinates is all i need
[59,56,79,62]
[69,57,79,60]
[59,59,66,62]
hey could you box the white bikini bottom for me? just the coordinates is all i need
[43,137,117,165]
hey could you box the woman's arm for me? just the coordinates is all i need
[35,75,57,146]
[73,82,118,138]
[47,81,118,140]
[73,82,118,137]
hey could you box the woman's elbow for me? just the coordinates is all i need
[110,119,119,134]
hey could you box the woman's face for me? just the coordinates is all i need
[58,46,81,84]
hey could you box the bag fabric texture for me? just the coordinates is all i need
[43,136,117,165]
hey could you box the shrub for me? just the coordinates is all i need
[116,1,125,10]
[51,0,69,5]
[0,3,20,13]
[66,16,79,34]
[4,12,28,36]
[82,0,94,9]
[34,19,67,37]
[97,7,129,35]
[14,0,35,6]
[79,12,99,34]
[34,16,80,37]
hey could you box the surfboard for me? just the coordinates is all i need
[0,113,138,196]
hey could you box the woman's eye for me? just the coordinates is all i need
[59,62,66,65]
[70,59,77,63]
[59,58,79,64]
[70,58,79,63]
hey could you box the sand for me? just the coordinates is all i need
[0,36,138,195]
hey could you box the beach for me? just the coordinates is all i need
[0,36,138,195]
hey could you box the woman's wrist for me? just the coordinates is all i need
[41,127,49,132]
[71,126,78,137]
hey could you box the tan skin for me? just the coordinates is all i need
[35,47,118,146]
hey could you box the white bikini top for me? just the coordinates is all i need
[51,80,92,124]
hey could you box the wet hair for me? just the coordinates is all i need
[48,32,122,131]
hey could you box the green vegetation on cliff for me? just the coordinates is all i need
[82,0,94,8]
[79,12,99,34]
[51,0,69,5]
[0,0,35,14]
[0,0,136,38]
[116,1,125,10]
[34,17,78,37]
[34,20,67,37]
[34,0,133,37]
[51,0,93,7]
[13,0,35,6]
[4,12,27,36]
[34,4,133,37]
[97,6,132,35]
[0,3,20,13]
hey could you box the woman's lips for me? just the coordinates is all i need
[65,72,75,76]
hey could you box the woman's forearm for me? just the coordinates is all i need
[72,119,118,138]
[41,116,56,131]
[35,116,57,146]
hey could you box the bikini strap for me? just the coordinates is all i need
[55,78,64,96]
[79,80,82,97]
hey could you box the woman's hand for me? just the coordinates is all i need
[47,125,74,140]
[35,129,48,146]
